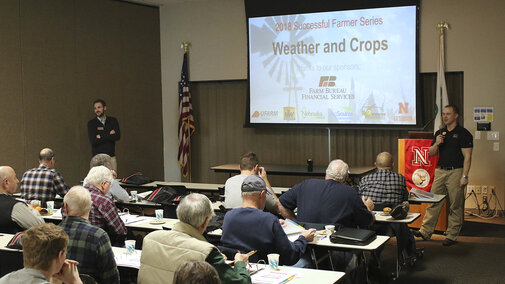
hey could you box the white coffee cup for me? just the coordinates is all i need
[325,225,335,237]
[46,201,54,214]
[131,191,138,201]
[267,253,280,270]
[155,209,164,220]
[125,240,136,254]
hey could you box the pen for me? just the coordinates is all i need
[279,274,296,284]
[229,250,257,265]
[321,235,328,240]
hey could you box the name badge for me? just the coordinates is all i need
[97,127,104,131]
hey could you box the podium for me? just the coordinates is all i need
[399,136,448,231]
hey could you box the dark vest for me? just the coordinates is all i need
[0,194,24,233]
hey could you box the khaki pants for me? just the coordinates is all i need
[420,168,466,241]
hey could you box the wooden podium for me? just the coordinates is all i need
[399,136,448,231]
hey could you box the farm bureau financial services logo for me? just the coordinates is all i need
[302,76,352,100]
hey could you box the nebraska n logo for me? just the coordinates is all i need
[398,102,409,114]
[411,146,431,167]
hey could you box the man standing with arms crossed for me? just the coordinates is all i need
[413,105,473,246]
[87,99,120,171]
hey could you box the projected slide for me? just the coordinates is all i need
[248,5,416,125]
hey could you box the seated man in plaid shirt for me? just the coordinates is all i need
[60,185,119,284]
[20,148,69,207]
[358,152,418,266]
[84,166,127,246]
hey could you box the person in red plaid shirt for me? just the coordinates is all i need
[20,148,69,207]
[84,166,127,246]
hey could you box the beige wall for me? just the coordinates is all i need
[160,0,504,208]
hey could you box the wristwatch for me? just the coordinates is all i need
[462,175,468,179]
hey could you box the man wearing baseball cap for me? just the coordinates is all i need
[220,175,316,266]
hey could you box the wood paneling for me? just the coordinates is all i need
[189,72,463,187]
[0,0,25,172]
[0,0,163,186]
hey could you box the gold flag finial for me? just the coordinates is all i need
[436,22,449,33]
[181,42,190,52]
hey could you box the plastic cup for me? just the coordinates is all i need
[155,209,164,220]
[131,191,138,201]
[325,225,335,237]
[46,201,54,214]
[125,240,136,254]
[267,253,280,270]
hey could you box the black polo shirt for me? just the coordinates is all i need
[432,125,473,168]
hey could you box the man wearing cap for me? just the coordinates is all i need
[220,175,316,266]
[413,105,473,246]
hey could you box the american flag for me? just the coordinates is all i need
[178,52,195,177]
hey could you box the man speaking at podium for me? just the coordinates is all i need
[414,105,473,246]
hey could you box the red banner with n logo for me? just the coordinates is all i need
[398,139,438,192]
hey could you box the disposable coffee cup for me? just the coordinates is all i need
[131,191,138,201]
[125,240,136,254]
[155,209,164,220]
[267,253,280,270]
[46,201,54,214]
[325,225,335,237]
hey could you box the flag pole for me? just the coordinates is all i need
[181,42,192,182]
[433,21,449,132]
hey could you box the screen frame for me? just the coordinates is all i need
[244,0,421,130]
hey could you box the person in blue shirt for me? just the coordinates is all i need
[221,175,315,265]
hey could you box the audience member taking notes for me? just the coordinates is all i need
[221,175,315,266]
[138,193,251,284]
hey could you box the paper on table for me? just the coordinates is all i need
[138,191,152,198]
[251,269,296,284]
[120,214,148,225]
[283,219,304,242]
[52,208,62,218]
[114,251,141,269]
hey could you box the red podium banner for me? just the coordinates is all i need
[398,139,438,192]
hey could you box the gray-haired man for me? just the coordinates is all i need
[139,193,251,284]
[84,154,129,202]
